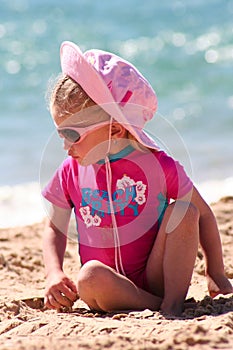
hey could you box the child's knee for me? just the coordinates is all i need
[76,260,104,309]
[77,260,109,296]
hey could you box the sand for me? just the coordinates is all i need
[0,197,232,349]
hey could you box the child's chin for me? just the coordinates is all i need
[77,157,93,166]
[77,153,105,166]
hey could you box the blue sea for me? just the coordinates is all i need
[0,0,233,227]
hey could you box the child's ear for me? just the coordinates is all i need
[111,122,127,138]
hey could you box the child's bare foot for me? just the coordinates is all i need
[207,274,233,298]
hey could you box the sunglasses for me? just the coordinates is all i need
[57,121,110,144]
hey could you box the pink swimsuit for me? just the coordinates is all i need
[42,146,193,291]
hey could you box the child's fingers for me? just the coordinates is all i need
[57,280,78,303]
[45,293,61,309]
[52,289,74,307]
[44,275,78,309]
[65,277,78,294]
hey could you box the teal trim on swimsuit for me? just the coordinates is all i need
[157,192,169,228]
[97,145,135,164]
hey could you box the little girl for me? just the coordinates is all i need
[42,41,232,316]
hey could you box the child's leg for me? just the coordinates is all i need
[146,201,199,315]
[188,187,232,297]
[77,260,162,312]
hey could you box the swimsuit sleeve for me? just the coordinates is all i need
[158,151,193,200]
[42,158,74,209]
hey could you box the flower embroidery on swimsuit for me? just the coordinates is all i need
[83,214,94,228]
[80,206,90,218]
[92,214,102,226]
[79,205,102,228]
[135,193,146,205]
[117,175,147,205]
[135,180,146,193]
[116,175,135,190]
[134,180,147,205]
[84,214,101,228]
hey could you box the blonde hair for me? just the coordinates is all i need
[47,73,94,116]
[47,74,147,151]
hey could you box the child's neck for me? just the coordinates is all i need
[109,138,131,155]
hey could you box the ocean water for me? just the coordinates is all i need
[0,0,233,227]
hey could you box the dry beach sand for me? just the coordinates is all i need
[0,197,233,349]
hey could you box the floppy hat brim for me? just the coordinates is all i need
[60,41,159,150]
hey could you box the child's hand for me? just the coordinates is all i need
[44,270,78,310]
[207,273,233,298]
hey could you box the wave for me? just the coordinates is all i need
[0,182,45,229]
[196,177,233,205]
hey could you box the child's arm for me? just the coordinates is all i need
[190,187,233,296]
[43,204,78,309]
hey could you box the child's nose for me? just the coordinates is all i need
[63,139,73,150]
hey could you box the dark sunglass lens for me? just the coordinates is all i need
[60,129,80,143]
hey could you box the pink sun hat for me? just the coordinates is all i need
[60,41,159,150]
